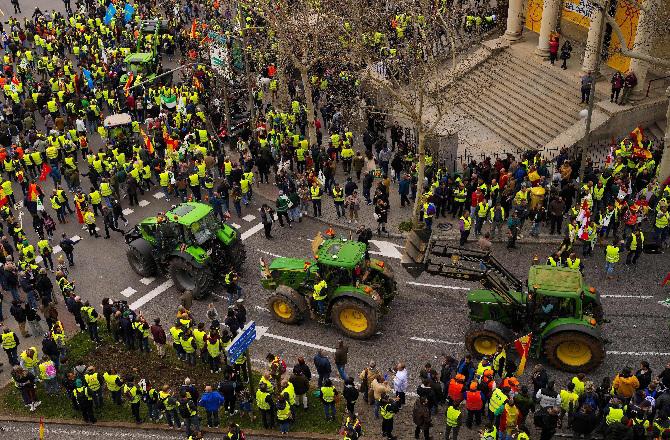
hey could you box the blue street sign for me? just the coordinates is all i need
[226,321,256,363]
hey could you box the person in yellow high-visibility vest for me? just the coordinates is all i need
[312,275,328,316]
[84,209,100,238]
[605,240,623,279]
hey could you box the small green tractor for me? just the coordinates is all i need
[404,240,606,372]
[125,202,246,299]
[260,234,397,339]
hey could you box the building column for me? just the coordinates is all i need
[535,0,562,58]
[581,7,604,73]
[658,86,670,183]
[628,0,658,92]
[505,0,525,41]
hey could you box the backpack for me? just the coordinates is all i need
[45,363,57,379]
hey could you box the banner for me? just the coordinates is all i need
[103,3,116,25]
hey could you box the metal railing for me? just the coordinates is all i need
[646,74,670,97]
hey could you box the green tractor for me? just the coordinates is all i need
[407,241,606,373]
[124,202,246,299]
[260,233,397,339]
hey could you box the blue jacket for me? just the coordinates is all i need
[398,179,410,195]
[457,359,475,385]
[313,353,332,376]
[198,391,225,412]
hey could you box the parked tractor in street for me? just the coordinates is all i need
[403,237,606,373]
[125,202,246,299]
[260,233,397,339]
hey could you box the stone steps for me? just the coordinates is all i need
[451,47,589,153]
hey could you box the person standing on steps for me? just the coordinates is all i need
[580,72,594,104]
[560,40,572,69]
[611,72,623,102]
[549,35,559,65]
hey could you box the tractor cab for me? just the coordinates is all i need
[103,113,133,144]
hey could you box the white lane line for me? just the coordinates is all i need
[256,249,284,258]
[607,351,670,356]
[410,336,465,345]
[123,208,134,216]
[243,214,256,222]
[138,200,150,207]
[231,223,241,229]
[254,305,270,313]
[153,192,165,199]
[601,294,653,299]
[240,223,264,241]
[120,287,137,298]
[139,277,155,285]
[130,280,175,310]
[256,325,336,353]
[406,281,470,291]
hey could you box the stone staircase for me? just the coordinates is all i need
[647,119,666,145]
[454,49,594,152]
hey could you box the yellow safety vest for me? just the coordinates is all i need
[89,191,101,205]
[321,386,335,402]
[2,332,17,349]
[460,216,472,231]
[446,406,461,427]
[313,280,327,301]
[488,388,507,415]
[84,212,95,225]
[606,407,624,425]
[630,233,644,251]
[605,245,620,263]
[256,390,270,410]
[85,373,101,391]
[310,186,321,200]
[100,182,112,197]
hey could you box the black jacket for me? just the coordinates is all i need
[343,384,359,403]
[293,363,312,381]
[10,303,26,322]
[572,410,598,434]
[42,337,59,358]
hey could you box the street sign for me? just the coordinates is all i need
[226,321,256,363]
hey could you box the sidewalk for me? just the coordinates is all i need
[253,164,565,245]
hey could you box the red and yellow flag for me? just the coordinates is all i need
[514,333,533,376]
[141,129,154,154]
[39,417,45,439]
[190,19,198,39]
[124,72,134,96]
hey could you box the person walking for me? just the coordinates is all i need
[345,191,360,223]
[413,396,431,440]
[275,191,292,228]
[506,212,520,250]
[445,400,465,439]
[605,240,623,279]
[260,204,275,239]
[310,181,322,217]
[335,340,348,380]
[626,229,644,265]
[560,40,572,69]
[101,206,123,239]
[83,208,100,238]
[375,199,389,235]
[10,300,30,337]
[59,233,76,266]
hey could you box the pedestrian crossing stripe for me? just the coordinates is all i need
[242,214,256,222]
[122,208,134,216]
[153,192,165,199]
[138,200,150,207]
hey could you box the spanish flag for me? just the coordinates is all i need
[514,333,533,376]
[0,189,7,208]
[630,126,644,147]
[141,129,154,155]
[124,72,134,96]
[190,19,198,39]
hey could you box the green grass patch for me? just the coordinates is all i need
[0,324,343,434]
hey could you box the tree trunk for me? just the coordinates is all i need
[299,66,317,147]
[412,127,426,227]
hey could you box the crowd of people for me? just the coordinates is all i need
[0,0,666,439]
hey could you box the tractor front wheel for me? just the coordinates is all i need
[127,239,157,277]
[267,286,308,325]
[465,323,508,358]
[331,298,378,340]
[544,331,605,373]
[169,257,213,300]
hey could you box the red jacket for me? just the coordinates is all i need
[465,390,484,410]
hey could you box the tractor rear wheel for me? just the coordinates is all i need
[543,331,605,373]
[331,298,378,340]
[169,257,213,300]
[465,322,509,357]
[267,286,307,325]
[126,239,157,277]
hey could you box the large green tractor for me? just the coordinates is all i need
[125,202,246,299]
[260,233,397,339]
[405,240,606,373]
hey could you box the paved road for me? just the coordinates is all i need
[0,420,287,440]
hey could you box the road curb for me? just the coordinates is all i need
[0,415,339,439]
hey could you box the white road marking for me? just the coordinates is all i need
[53,245,62,254]
[120,287,137,298]
[256,249,284,258]
[369,239,404,260]
[410,336,465,345]
[243,214,256,222]
[123,208,134,216]
[36,256,43,263]
[607,351,670,356]
[256,325,336,352]
[139,277,155,285]
[601,294,653,299]
[231,223,241,229]
[240,223,264,241]
[138,200,150,207]
[71,235,81,242]
[153,192,165,199]
[406,281,470,291]
[129,280,175,310]
[254,305,270,313]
